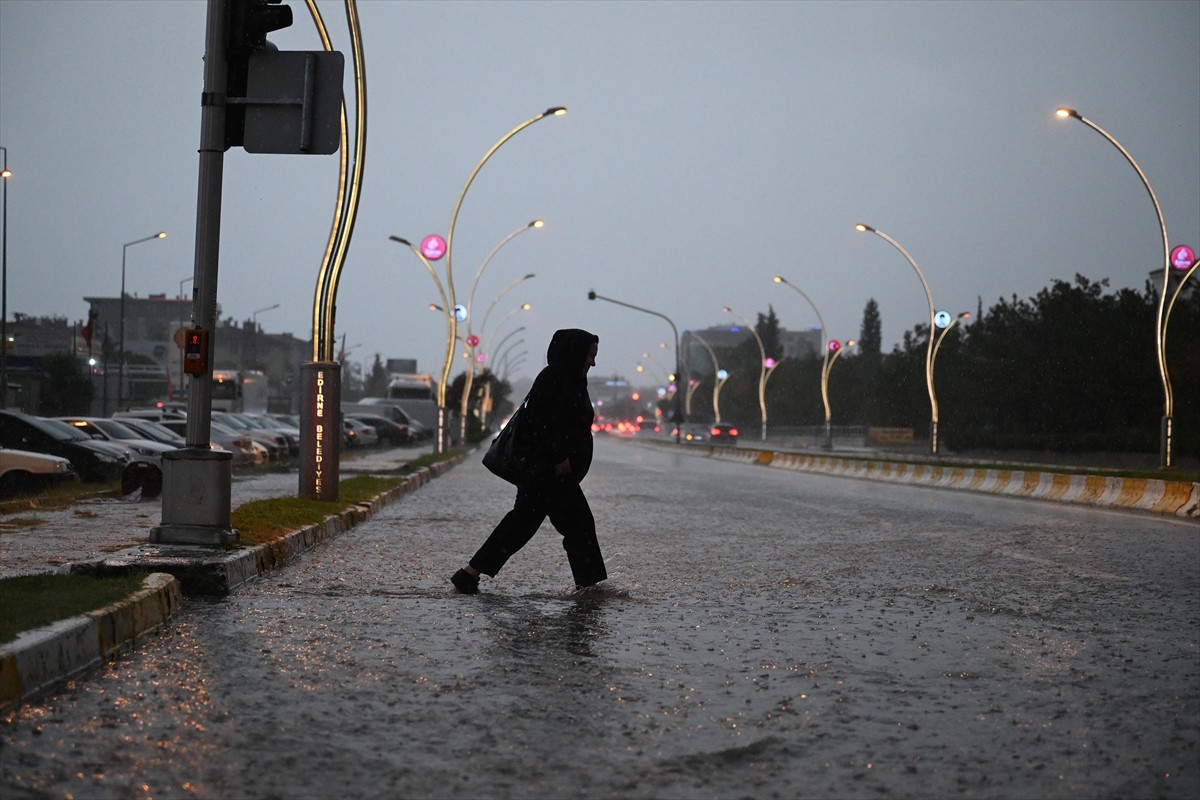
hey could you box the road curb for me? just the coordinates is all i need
[698,445,1200,518]
[1,572,182,712]
[0,452,468,711]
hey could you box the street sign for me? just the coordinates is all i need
[242,51,344,155]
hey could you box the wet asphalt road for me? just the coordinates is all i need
[2,437,1198,799]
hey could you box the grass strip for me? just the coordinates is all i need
[0,451,465,646]
[0,571,149,645]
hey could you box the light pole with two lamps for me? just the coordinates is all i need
[855,223,944,455]
[117,231,167,408]
[721,306,779,442]
[1055,107,1198,468]
[391,107,566,450]
[773,275,836,447]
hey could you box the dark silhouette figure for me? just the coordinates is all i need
[453,329,607,594]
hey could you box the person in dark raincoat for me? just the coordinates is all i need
[452,328,607,594]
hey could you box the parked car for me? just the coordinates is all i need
[0,410,131,482]
[57,417,179,462]
[157,418,262,467]
[114,417,187,447]
[348,414,410,446]
[244,414,300,456]
[0,446,78,497]
[344,417,378,448]
[112,408,188,424]
[709,422,739,444]
[213,411,288,462]
[57,417,180,497]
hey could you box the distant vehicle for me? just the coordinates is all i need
[0,410,131,482]
[211,369,269,414]
[344,417,378,447]
[344,401,432,441]
[243,414,300,456]
[213,411,287,461]
[114,417,187,447]
[709,422,739,444]
[635,416,661,435]
[56,417,178,497]
[386,372,435,401]
[113,408,187,423]
[0,447,78,497]
[157,418,262,467]
[348,414,410,446]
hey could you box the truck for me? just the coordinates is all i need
[211,369,269,414]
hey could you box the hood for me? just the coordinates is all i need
[546,328,598,370]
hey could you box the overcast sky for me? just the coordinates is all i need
[1,0,1197,386]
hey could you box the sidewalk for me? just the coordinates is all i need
[0,445,453,710]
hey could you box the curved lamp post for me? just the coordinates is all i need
[931,311,970,378]
[722,306,776,441]
[459,221,542,440]
[587,290,684,442]
[856,223,941,455]
[1056,107,1197,468]
[1,146,9,409]
[251,303,280,369]
[117,230,167,408]
[817,338,856,448]
[774,275,834,447]
[391,108,565,451]
[687,330,725,423]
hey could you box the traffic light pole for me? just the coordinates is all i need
[152,0,237,545]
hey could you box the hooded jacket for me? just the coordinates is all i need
[521,328,597,484]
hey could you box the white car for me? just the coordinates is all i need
[0,446,78,497]
[344,417,379,447]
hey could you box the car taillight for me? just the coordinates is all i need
[730,428,738,437]
[711,426,720,436]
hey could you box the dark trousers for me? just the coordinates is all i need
[470,480,607,588]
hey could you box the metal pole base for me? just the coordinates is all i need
[151,447,238,545]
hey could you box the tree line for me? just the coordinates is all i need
[680,274,1199,459]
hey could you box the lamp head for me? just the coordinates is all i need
[1055,107,1079,120]
[530,219,545,228]
[721,306,732,313]
[855,223,873,233]
[523,273,535,280]
[156,231,167,239]
[587,290,597,301]
[389,235,412,246]
[545,106,568,117]
[772,275,786,284]
[0,169,11,179]
[521,303,532,311]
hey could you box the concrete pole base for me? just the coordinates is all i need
[151,447,238,545]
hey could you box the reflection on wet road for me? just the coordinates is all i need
[3,438,1198,799]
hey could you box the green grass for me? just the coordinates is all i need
[0,571,149,645]
[0,453,467,647]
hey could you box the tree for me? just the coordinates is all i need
[756,306,783,361]
[364,354,389,397]
[859,298,882,357]
[39,353,94,416]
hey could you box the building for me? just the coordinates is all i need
[682,324,821,377]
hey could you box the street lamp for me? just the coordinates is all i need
[931,311,970,376]
[686,330,725,423]
[587,290,685,442]
[459,221,543,441]
[855,223,942,455]
[1055,106,1197,468]
[394,107,565,451]
[1,146,10,409]
[117,230,167,408]
[774,275,834,447]
[251,303,280,369]
[722,305,773,442]
[820,338,857,447]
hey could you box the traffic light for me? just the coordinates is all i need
[183,328,210,375]
[225,0,294,149]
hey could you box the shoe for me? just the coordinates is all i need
[451,569,480,595]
